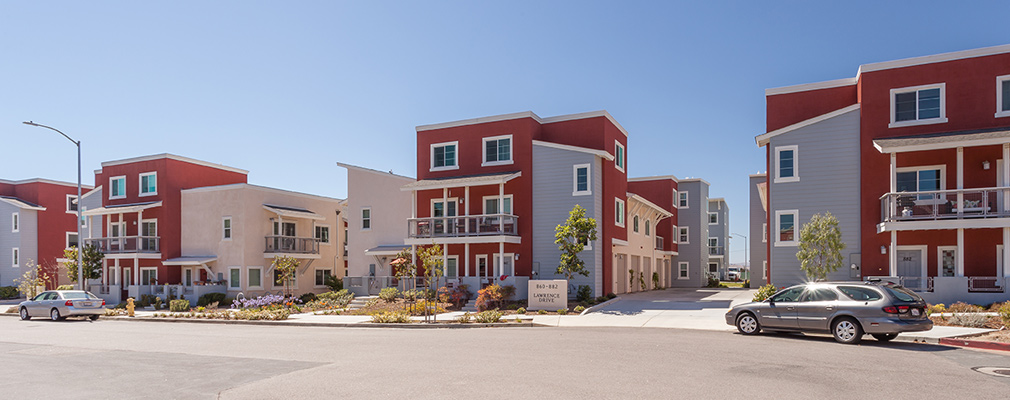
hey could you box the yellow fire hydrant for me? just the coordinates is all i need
[127,297,135,317]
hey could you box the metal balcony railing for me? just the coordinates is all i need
[881,187,1010,223]
[264,236,320,254]
[708,245,724,256]
[968,276,1004,293]
[85,236,160,254]
[408,214,518,238]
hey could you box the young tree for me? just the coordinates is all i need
[554,205,598,281]
[416,244,444,321]
[272,255,300,297]
[795,212,846,281]
[15,259,49,299]
[61,245,105,290]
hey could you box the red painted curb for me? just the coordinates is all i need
[939,337,1010,352]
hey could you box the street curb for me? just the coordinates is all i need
[102,316,543,329]
[581,297,620,315]
[939,337,1010,352]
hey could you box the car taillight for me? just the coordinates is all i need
[897,305,910,313]
[101,300,106,306]
[883,306,898,314]
[65,300,74,307]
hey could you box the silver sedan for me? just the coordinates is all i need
[725,282,932,344]
[19,290,106,321]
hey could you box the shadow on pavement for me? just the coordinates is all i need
[736,331,959,353]
[595,300,734,316]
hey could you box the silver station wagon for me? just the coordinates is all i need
[19,290,106,321]
[725,281,932,344]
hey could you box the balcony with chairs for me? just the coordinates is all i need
[408,214,519,239]
[85,236,160,258]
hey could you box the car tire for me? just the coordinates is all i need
[19,307,30,320]
[89,315,100,321]
[736,312,761,335]
[50,308,63,321]
[871,333,898,342]
[832,317,863,344]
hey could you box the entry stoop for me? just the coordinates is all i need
[345,296,377,312]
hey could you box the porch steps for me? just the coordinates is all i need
[461,299,478,312]
[345,296,378,312]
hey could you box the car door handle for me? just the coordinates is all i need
[786,306,795,311]
[825,306,834,311]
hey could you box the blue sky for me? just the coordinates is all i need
[2,1,1007,265]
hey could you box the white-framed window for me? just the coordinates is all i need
[79,207,87,229]
[679,227,689,244]
[476,255,489,277]
[229,267,242,290]
[109,176,126,199]
[614,141,626,172]
[762,222,767,243]
[274,269,296,287]
[222,217,232,240]
[890,83,947,128]
[482,195,513,215]
[579,233,593,251]
[361,208,371,230]
[139,172,157,196]
[12,248,19,268]
[673,189,679,209]
[248,267,263,289]
[708,237,718,247]
[774,145,799,183]
[678,191,689,208]
[615,198,625,227]
[315,224,331,244]
[672,225,679,243]
[482,135,513,166]
[633,215,640,233]
[66,232,79,249]
[573,164,591,196]
[444,256,459,278]
[315,269,333,286]
[896,165,946,196]
[273,221,296,237]
[140,219,157,251]
[430,141,459,171]
[645,220,651,237]
[775,209,799,247]
[997,74,1010,118]
[66,194,78,213]
[762,260,768,280]
[708,212,718,224]
[11,212,18,233]
[140,267,158,285]
[678,261,689,279]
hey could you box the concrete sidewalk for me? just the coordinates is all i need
[535,288,756,330]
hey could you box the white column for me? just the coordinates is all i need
[498,183,505,232]
[411,190,417,219]
[464,243,470,277]
[957,147,964,217]
[1004,228,1010,278]
[1003,144,1009,213]
[889,153,897,220]
[464,186,470,235]
[442,188,449,235]
[889,231,897,276]
[957,228,965,277]
[498,242,504,277]
[442,244,448,278]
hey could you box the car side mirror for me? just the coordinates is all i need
[768,298,775,305]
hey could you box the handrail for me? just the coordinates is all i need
[879,186,1010,200]
[408,213,519,238]
[264,236,320,254]
[84,236,160,253]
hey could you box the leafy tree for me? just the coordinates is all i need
[795,212,846,281]
[61,245,105,290]
[15,259,49,299]
[554,205,598,281]
[272,255,300,297]
[416,244,445,321]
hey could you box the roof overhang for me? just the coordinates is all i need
[873,127,1010,154]
[365,245,410,256]
[756,104,860,147]
[401,171,522,191]
[627,193,674,219]
[163,256,218,266]
[83,201,162,216]
[531,140,614,161]
[263,204,326,221]
[0,196,46,211]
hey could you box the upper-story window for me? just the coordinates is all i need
[774,145,798,183]
[139,172,157,196]
[633,215,640,233]
[483,195,512,215]
[645,220,651,237]
[66,195,78,213]
[615,198,625,227]
[109,176,126,199]
[11,212,18,233]
[573,164,591,196]
[431,141,458,171]
[678,191,688,208]
[708,212,718,224]
[775,210,798,247]
[890,83,947,128]
[483,135,513,166]
[615,141,626,172]
[997,75,1010,118]
[315,224,330,244]
[222,217,232,240]
[896,165,945,199]
[361,208,371,230]
[679,226,689,244]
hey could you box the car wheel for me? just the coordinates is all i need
[736,312,761,335]
[871,333,898,342]
[19,307,30,320]
[89,315,100,321]
[832,317,863,344]
[50,308,63,321]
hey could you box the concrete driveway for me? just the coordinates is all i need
[534,288,756,330]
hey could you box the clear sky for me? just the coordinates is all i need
[2,1,1007,265]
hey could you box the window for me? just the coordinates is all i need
[12,248,18,268]
[248,267,262,288]
[315,269,332,286]
[614,141,625,172]
[483,135,513,166]
[708,237,718,247]
[939,247,956,277]
[139,172,157,196]
[890,83,946,127]
[579,233,593,250]
[998,75,1010,118]
[679,227,689,244]
[109,176,126,199]
[673,190,679,209]
[678,262,689,279]
[66,194,78,213]
[633,215,640,233]
[141,220,157,251]
[229,267,241,289]
[762,261,768,280]
[678,191,688,208]
[573,164,591,195]
[708,212,718,224]
[445,256,458,278]
[430,141,458,171]
[67,232,79,249]
[672,225,679,243]
[361,208,371,230]
[762,222,767,243]
[315,225,330,244]
[615,198,625,226]
[896,165,944,194]
[140,268,158,285]
[838,286,883,302]
[775,210,798,247]
[774,145,798,183]
[222,217,232,240]
[645,220,651,237]
[11,212,18,233]
[273,269,296,287]
[483,196,512,215]
[273,221,296,236]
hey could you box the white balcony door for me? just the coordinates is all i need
[432,200,457,235]
[493,253,514,277]
[184,268,193,287]
[141,220,157,251]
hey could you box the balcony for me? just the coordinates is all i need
[708,245,725,256]
[264,236,319,255]
[85,236,160,255]
[408,214,518,239]
[880,187,1010,227]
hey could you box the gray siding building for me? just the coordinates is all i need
[748,173,767,284]
[707,198,730,280]
[0,198,41,286]
[672,179,710,287]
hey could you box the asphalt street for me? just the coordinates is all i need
[1,317,1009,399]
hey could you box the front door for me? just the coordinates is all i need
[493,254,513,278]
[896,250,921,277]
[184,269,193,287]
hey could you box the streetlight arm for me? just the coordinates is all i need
[23,121,79,145]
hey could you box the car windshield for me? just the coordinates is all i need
[62,292,100,300]
[884,286,921,302]
[837,286,883,301]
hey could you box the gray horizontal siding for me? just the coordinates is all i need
[673,180,709,287]
[749,175,767,281]
[0,204,38,286]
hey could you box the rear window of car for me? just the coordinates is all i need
[837,286,882,301]
[61,292,98,300]
[884,286,922,302]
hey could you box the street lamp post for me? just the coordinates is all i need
[732,233,748,280]
[23,121,84,291]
